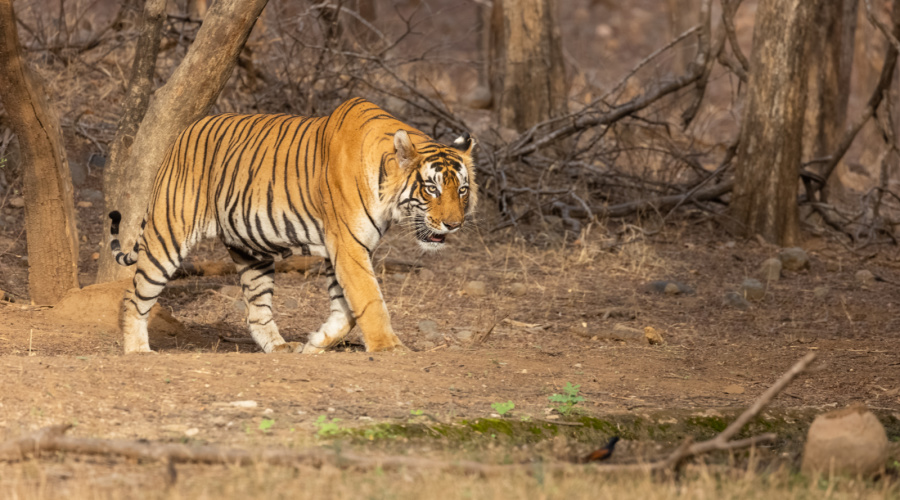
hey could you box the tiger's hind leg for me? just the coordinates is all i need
[302,260,356,354]
[122,228,182,354]
[227,246,297,353]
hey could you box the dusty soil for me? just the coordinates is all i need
[2,217,900,497]
[3,218,900,430]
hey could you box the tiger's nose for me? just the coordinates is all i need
[443,221,462,231]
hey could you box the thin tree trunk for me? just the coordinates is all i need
[0,0,79,304]
[96,0,268,283]
[667,0,700,73]
[729,0,823,245]
[490,0,568,132]
[806,0,858,197]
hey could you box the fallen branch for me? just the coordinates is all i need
[0,354,816,476]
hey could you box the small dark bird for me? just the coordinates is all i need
[582,436,620,463]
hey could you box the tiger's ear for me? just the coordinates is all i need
[451,132,475,156]
[394,130,419,168]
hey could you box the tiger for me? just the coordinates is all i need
[108,97,476,355]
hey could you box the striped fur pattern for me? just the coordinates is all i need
[109,98,476,354]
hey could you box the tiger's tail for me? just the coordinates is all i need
[108,211,142,266]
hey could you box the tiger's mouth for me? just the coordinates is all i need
[416,223,448,247]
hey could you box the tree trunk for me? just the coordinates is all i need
[667,0,700,73]
[0,0,79,304]
[101,0,166,254]
[489,0,567,132]
[806,0,858,194]
[729,0,823,246]
[97,0,268,283]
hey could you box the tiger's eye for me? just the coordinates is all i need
[425,185,439,196]
[459,186,468,196]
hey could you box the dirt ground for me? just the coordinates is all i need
[2,215,900,496]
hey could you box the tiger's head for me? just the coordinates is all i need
[392,130,477,251]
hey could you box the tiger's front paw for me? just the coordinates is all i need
[365,336,407,353]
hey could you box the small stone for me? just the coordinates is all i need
[417,320,439,336]
[759,258,782,282]
[802,405,888,477]
[723,384,745,394]
[448,344,462,351]
[855,269,875,285]
[8,197,24,208]
[76,200,93,208]
[509,282,527,297]
[89,153,106,169]
[740,278,765,301]
[825,261,841,272]
[418,268,436,280]
[391,272,407,282]
[229,400,258,408]
[69,159,87,187]
[778,247,810,271]
[233,300,247,315]
[463,281,487,297]
[594,324,648,344]
[455,330,473,342]
[723,241,736,249]
[570,322,591,339]
[723,291,750,310]
[643,326,664,345]
[184,427,200,437]
[813,286,829,299]
[644,280,693,295]
[463,85,492,109]
[91,252,100,260]
[283,297,299,309]
[220,285,243,299]
[421,341,435,350]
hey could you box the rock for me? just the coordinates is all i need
[417,320,439,337]
[455,330,474,342]
[184,427,200,437]
[76,200,93,208]
[570,322,591,339]
[69,159,87,187]
[813,286,830,299]
[855,269,875,285]
[229,400,258,408]
[81,188,104,203]
[418,268,436,281]
[778,247,810,271]
[463,281,487,297]
[740,278,765,301]
[802,405,888,477]
[509,282,527,297]
[8,197,24,208]
[283,297,299,310]
[723,291,750,309]
[50,279,186,337]
[421,341,435,350]
[89,153,106,169]
[825,261,841,272]
[91,252,100,260]
[643,280,694,295]
[391,272,408,282]
[232,300,247,315]
[759,258,782,282]
[643,326,664,345]
[664,282,681,296]
[595,324,648,344]
[598,307,636,320]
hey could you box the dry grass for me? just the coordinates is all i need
[2,460,898,500]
